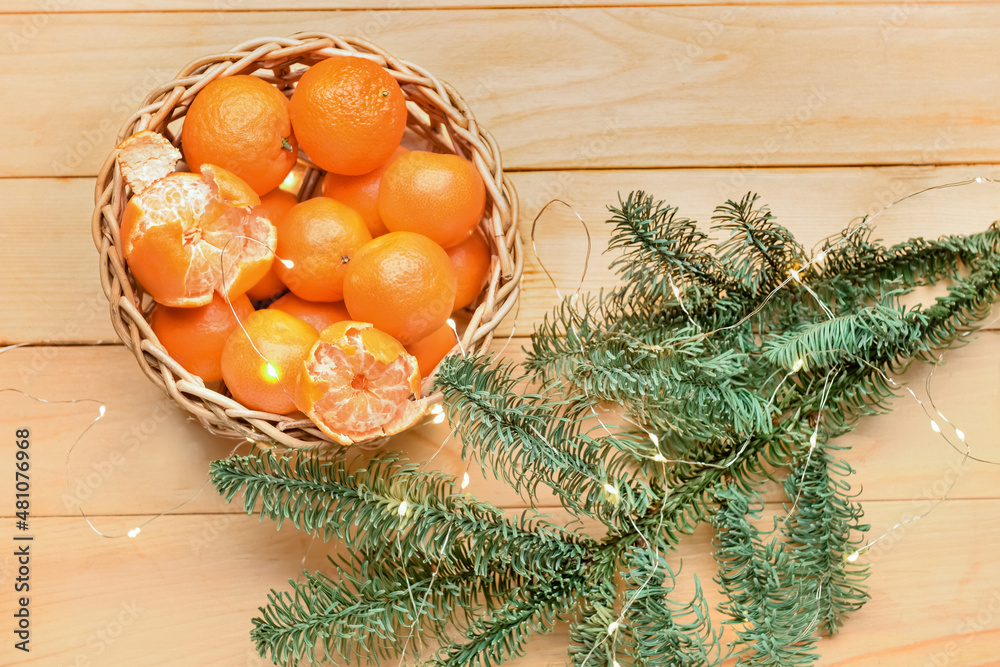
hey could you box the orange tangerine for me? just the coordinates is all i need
[268,293,351,333]
[150,293,254,382]
[274,197,372,302]
[220,309,318,414]
[119,163,274,308]
[294,321,424,444]
[321,145,409,237]
[246,188,299,300]
[289,57,407,176]
[181,75,297,195]
[343,231,457,345]
[404,322,457,379]
[447,229,492,310]
[378,150,486,248]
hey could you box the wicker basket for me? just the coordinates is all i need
[92,33,522,448]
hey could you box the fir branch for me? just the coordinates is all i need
[567,577,619,667]
[713,487,820,666]
[902,251,1000,362]
[606,191,727,302]
[714,193,806,297]
[217,190,1000,667]
[621,548,727,667]
[816,223,1000,298]
[252,552,529,666]
[252,563,447,666]
[210,450,592,580]
[434,354,654,526]
[428,576,580,667]
[761,301,912,372]
[782,444,870,636]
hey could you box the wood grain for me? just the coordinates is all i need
[4,164,1000,345]
[0,500,998,666]
[2,6,1000,177]
[3,2,1000,665]
[0,0,955,12]
[2,336,997,520]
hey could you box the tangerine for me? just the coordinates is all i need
[246,188,299,300]
[274,197,372,302]
[321,145,408,237]
[294,321,424,445]
[404,322,457,379]
[343,231,457,345]
[118,162,275,308]
[220,309,318,414]
[378,150,486,248]
[268,293,351,333]
[150,293,254,382]
[289,57,406,176]
[447,229,492,310]
[181,75,297,195]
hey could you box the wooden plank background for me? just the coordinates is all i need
[2,2,1000,665]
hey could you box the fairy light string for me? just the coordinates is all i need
[71,172,993,655]
[0,344,258,540]
[525,178,1000,659]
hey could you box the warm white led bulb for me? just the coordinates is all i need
[652,454,667,463]
[603,483,619,496]
[607,621,619,635]
[127,527,141,538]
[671,283,681,298]
[649,433,659,447]
[792,358,804,372]
[846,551,859,563]
[431,404,444,415]
[814,250,827,263]
[397,501,409,517]
[809,432,817,447]
[930,420,941,433]
[264,362,280,380]
[790,269,801,282]
[956,428,966,442]
[461,472,470,489]
[433,413,446,424]
[98,404,107,417]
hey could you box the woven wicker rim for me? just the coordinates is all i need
[92,33,522,448]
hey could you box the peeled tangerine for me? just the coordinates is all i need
[295,321,426,445]
[116,130,276,307]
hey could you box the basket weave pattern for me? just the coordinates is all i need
[92,33,522,447]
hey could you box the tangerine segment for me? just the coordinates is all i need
[289,56,407,176]
[378,151,486,248]
[343,231,457,346]
[181,74,298,195]
[296,321,424,445]
[221,309,319,414]
[121,168,275,307]
[150,293,254,382]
